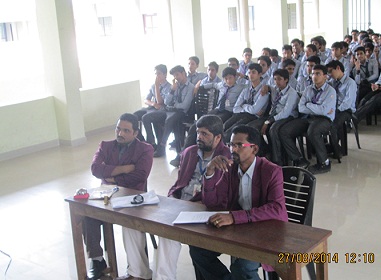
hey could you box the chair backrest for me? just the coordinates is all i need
[195,87,219,119]
[282,166,316,226]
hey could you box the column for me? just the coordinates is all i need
[35,0,86,146]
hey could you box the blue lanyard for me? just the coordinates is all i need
[198,157,206,176]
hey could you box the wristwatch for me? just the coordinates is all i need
[264,120,270,125]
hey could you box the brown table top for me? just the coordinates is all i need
[65,187,332,260]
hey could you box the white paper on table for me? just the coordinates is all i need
[111,190,160,208]
[172,211,229,224]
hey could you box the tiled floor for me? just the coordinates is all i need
[0,120,380,280]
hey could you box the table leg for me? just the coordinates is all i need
[69,204,87,280]
[103,222,118,278]
[315,241,329,280]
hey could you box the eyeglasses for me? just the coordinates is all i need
[227,142,255,149]
[131,194,144,205]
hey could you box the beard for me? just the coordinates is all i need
[197,140,213,152]
[232,152,240,164]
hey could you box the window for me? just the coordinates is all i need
[348,0,370,31]
[0,22,19,42]
[228,7,238,31]
[248,6,255,30]
[98,16,112,36]
[287,3,297,29]
[142,13,158,34]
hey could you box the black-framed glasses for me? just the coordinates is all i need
[131,194,144,205]
[227,142,255,149]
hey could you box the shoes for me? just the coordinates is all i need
[87,258,107,280]
[153,145,166,157]
[169,154,181,167]
[115,274,151,280]
[308,161,331,175]
[293,158,310,169]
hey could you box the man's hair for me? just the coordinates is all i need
[248,63,262,74]
[354,46,366,53]
[154,64,167,75]
[363,38,373,45]
[170,65,186,75]
[306,55,321,65]
[208,61,219,72]
[291,38,301,45]
[344,34,352,41]
[262,47,271,54]
[364,42,374,51]
[243,47,253,54]
[257,55,272,67]
[331,41,343,49]
[119,113,139,131]
[273,69,289,81]
[228,57,239,65]
[300,40,305,48]
[341,41,349,49]
[310,36,323,46]
[351,29,359,34]
[282,59,296,69]
[270,49,278,57]
[282,44,292,52]
[196,115,224,136]
[231,125,261,147]
[312,64,328,75]
[222,67,237,78]
[359,34,369,41]
[367,28,374,35]
[306,44,318,53]
[189,56,200,66]
[326,60,344,73]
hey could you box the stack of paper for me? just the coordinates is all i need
[172,211,229,224]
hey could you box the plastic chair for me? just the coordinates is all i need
[264,166,317,280]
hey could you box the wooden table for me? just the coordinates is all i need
[66,188,332,280]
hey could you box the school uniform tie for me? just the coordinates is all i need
[311,88,323,104]
[246,87,256,105]
[219,86,232,111]
[269,90,282,116]
[176,85,185,103]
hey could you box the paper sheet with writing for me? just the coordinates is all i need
[172,211,229,224]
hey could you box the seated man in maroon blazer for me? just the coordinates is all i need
[153,114,231,280]
[83,113,154,280]
[189,125,288,280]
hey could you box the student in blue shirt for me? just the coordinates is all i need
[296,56,321,95]
[238,47,254,77]
[193,61,222,94]
[281,44,301,78]
[143,65,195,158]
[326,60,357,156]
[223,63,269,142]
[134,64,171,146]
[279,65,336,174]
[187,56,207,85]
[282,59,298,90]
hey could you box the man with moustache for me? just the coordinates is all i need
[83,113,154,280]
[152,115,230,280]
[189,125,288,280]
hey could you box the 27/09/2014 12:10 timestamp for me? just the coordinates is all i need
[278,252,375,264]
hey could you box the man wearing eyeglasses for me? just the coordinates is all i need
[152,115,230,280]
[189,125,288,280]
[83,113,154,280]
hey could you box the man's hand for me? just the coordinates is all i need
[260,85,269,96]
[354,59,361,71]
[171,79,178,91]
[105,177,116,184]
[371,83,380,91]
[209,213,234,228]
[111,164,135,177]
[153,103,162,110]
[155,75,160,86]
[205,155,233,176]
